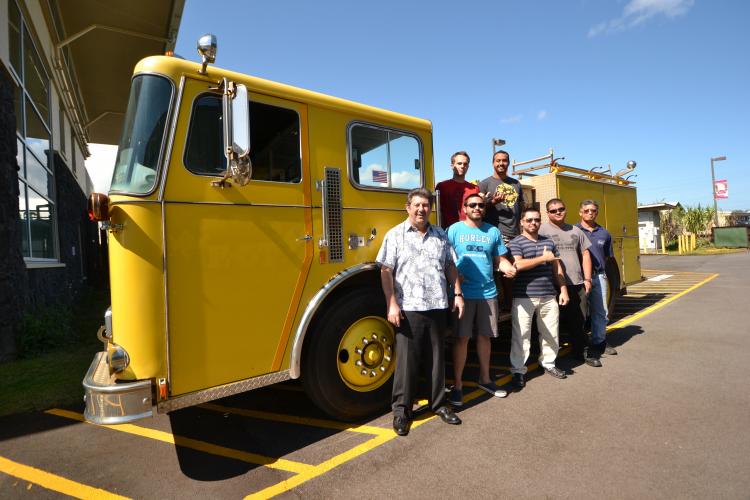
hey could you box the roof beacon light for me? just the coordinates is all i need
[197,34,217,75]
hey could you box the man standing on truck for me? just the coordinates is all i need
[377,188,464,436]
[509,207,569,389]
[436,151,480,229]
[479,150,525,311]
[447,193,516,406]
[576,200,618,358]
[539,198,599,367]
[478,150,525,243]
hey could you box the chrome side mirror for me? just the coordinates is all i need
[216,78,252,187]
[197,34,217,75]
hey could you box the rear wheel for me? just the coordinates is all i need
[302,288,395,421]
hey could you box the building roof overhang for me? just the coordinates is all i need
[48,0,184,146]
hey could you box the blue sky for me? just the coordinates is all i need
[170,0,749,210]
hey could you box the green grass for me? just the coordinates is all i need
[0,287,109,417]
[0,343,100,416]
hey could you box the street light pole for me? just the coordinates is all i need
[492,138,506,156]
[710,156,726,227]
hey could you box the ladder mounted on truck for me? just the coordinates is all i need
[512,148,637,186]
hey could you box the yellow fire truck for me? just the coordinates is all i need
[510,149,642,309]
[84,35,641,425]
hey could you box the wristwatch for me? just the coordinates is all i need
[454,292,463,297]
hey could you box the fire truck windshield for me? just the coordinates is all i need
[110,74,173,194]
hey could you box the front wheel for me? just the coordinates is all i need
[302,288,395,421]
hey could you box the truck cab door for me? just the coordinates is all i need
[162,77,312,396]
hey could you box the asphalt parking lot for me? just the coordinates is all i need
[1,253,748,499]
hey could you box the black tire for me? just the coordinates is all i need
[302,288,394,421]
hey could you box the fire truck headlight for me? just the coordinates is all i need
[109,346,130,373]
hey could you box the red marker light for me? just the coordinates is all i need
[87,193,110,221]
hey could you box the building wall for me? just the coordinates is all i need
[0,0,106,360]
[0,66,27,361]
[638,210,661,252]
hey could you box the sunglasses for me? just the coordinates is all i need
[523,218,542,223]
[582,208,598,214]
[548,208,566,214]
[465,202,485,209]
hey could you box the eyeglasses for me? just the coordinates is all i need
[523,218,542,223]
[465,202,485,208]
[548,207,566,214]
[582,209,598,214]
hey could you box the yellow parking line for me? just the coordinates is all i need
[45,409,312,474]
[0,455,129,499]
[245,433,394,499]
[199,403,391,436]
[608,273,718,331]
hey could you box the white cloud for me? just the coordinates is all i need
[588,0,694,37]
[500,114,523,124]
[391,170,420,189]
[537,110,548,121]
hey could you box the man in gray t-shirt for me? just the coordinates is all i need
[478,150,525,242]
[539,198,599,367]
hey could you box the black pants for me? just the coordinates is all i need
[559,284,589,357]
[392,309,447,418]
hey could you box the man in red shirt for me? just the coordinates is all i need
[436,151,480,229]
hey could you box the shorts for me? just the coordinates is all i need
[454,298,499,338]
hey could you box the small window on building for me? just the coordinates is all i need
[184,94,301,183]
[349,123,422,190]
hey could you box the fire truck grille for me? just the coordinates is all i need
[324,167,344,262]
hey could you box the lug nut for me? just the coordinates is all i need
[362,338,369,344]
[384,355,391,362]
[370,371,376,377]
[380,366,386,372]
[360,369,368,376]
[355,360,363,366]
[355,347,362,354]
[371,333,378,340]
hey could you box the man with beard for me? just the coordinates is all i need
[478,150,525,243]
[478,150,525,312]
[446,193,516,406]
[539,198,598,367]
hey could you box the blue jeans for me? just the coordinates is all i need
[589,273,609,345]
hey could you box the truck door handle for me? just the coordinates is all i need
[297,235,313,241]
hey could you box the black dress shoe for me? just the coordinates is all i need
[393,416,411,436]
[434,406,462,425]
[512,373,525,389]
[584,357,603,367]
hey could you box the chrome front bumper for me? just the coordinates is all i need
[83,351,154,424]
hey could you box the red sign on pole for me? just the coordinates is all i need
[714,179,728,199]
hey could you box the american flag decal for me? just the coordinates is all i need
[372,170,388,183]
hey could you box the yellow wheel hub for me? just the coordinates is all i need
[337,316,395,392]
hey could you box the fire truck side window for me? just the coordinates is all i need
[184,94,302,183]
[349,123,422,190]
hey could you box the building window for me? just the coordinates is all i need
[9,0,57,260]
[349,123,422,190]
